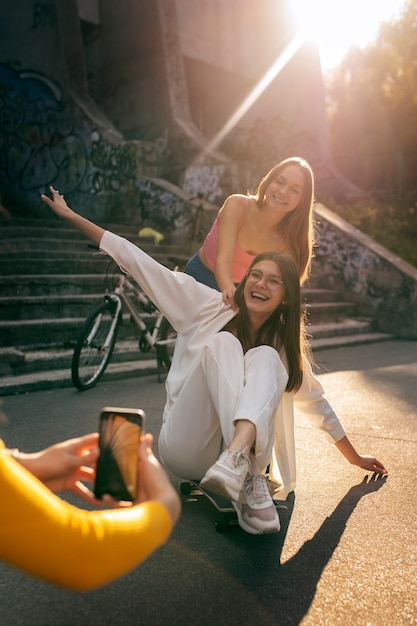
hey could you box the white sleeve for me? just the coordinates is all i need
[294,356,346,442]
[99,230,225,332]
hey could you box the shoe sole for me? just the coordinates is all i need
[232,501,281,535]
[199,473,240,502]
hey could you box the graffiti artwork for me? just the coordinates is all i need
[0,64,150,216]
[0,65,87,194]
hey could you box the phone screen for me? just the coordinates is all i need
[94,407,145,501]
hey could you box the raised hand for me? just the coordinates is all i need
[41,186,73,219]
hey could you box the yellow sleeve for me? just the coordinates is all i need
[0,442,173,591]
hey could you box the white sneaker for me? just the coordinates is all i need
[200,449,250,501]
[233,473,280,535]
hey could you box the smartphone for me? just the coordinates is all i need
[94,407,145,501]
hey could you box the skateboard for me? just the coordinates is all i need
[180,479,287,532]
[180,479,238,531]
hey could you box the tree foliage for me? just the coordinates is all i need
[326,0,417,206]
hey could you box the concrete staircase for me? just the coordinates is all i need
[0,218,393,395]
[303,289,392,350]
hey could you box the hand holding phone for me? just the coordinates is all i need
[94,407,145,501]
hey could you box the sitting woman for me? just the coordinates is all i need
[41,187,387,536]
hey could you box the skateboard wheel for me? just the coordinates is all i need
[214,518,230,532]
[180,481,192,495]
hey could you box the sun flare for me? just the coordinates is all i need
[290,0,405,73]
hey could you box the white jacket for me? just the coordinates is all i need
[100,231,346,499]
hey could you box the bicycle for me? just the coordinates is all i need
[71,259,177,391]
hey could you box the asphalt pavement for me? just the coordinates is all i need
[1,339,416,626]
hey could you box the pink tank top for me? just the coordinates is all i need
[202,213,255,283]
[202,197,285,282]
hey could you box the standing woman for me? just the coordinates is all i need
[184,157,315,307]
[41,187,387,537]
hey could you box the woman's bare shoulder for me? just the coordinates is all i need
[223,193,248,202]
[218,196,249,230]
[221,194,249,213]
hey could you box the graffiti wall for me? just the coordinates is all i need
[136,178,215,245]
[183,162,237,205]
[312,204,417,338]
[0,64,159,219]
[137,179,190,235]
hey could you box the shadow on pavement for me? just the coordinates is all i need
[148,474,388,626]
[0,467,388,625]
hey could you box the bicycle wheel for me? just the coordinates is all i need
[71,300,120,390]
[155,317,177,383]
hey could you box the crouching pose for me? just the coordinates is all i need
[41,187,387,535]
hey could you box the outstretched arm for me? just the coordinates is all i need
[42,184,226,336]
[335,435,387,475]
[41,186,105,246]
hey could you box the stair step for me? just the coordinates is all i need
[1,275,111,297]
[0,250,181,275]
[0,225,150,242]
[0,294,105,320]
[302,287,345,303]
[0,346,72,376]
[0,340,157,377]
[0,218,171,243]
[305,301,357,322]
[307,319,374,339]
[0,255,111,275]
[0,313,156,347]
[1,237,103,252]
[0,234,185,253]
[310,332,395,350]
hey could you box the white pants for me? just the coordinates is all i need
[158,332,288,480]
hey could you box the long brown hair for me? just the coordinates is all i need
[222,251,307,392]
[252,157,315,285]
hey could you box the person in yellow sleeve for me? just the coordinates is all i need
[0,432,180,591]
